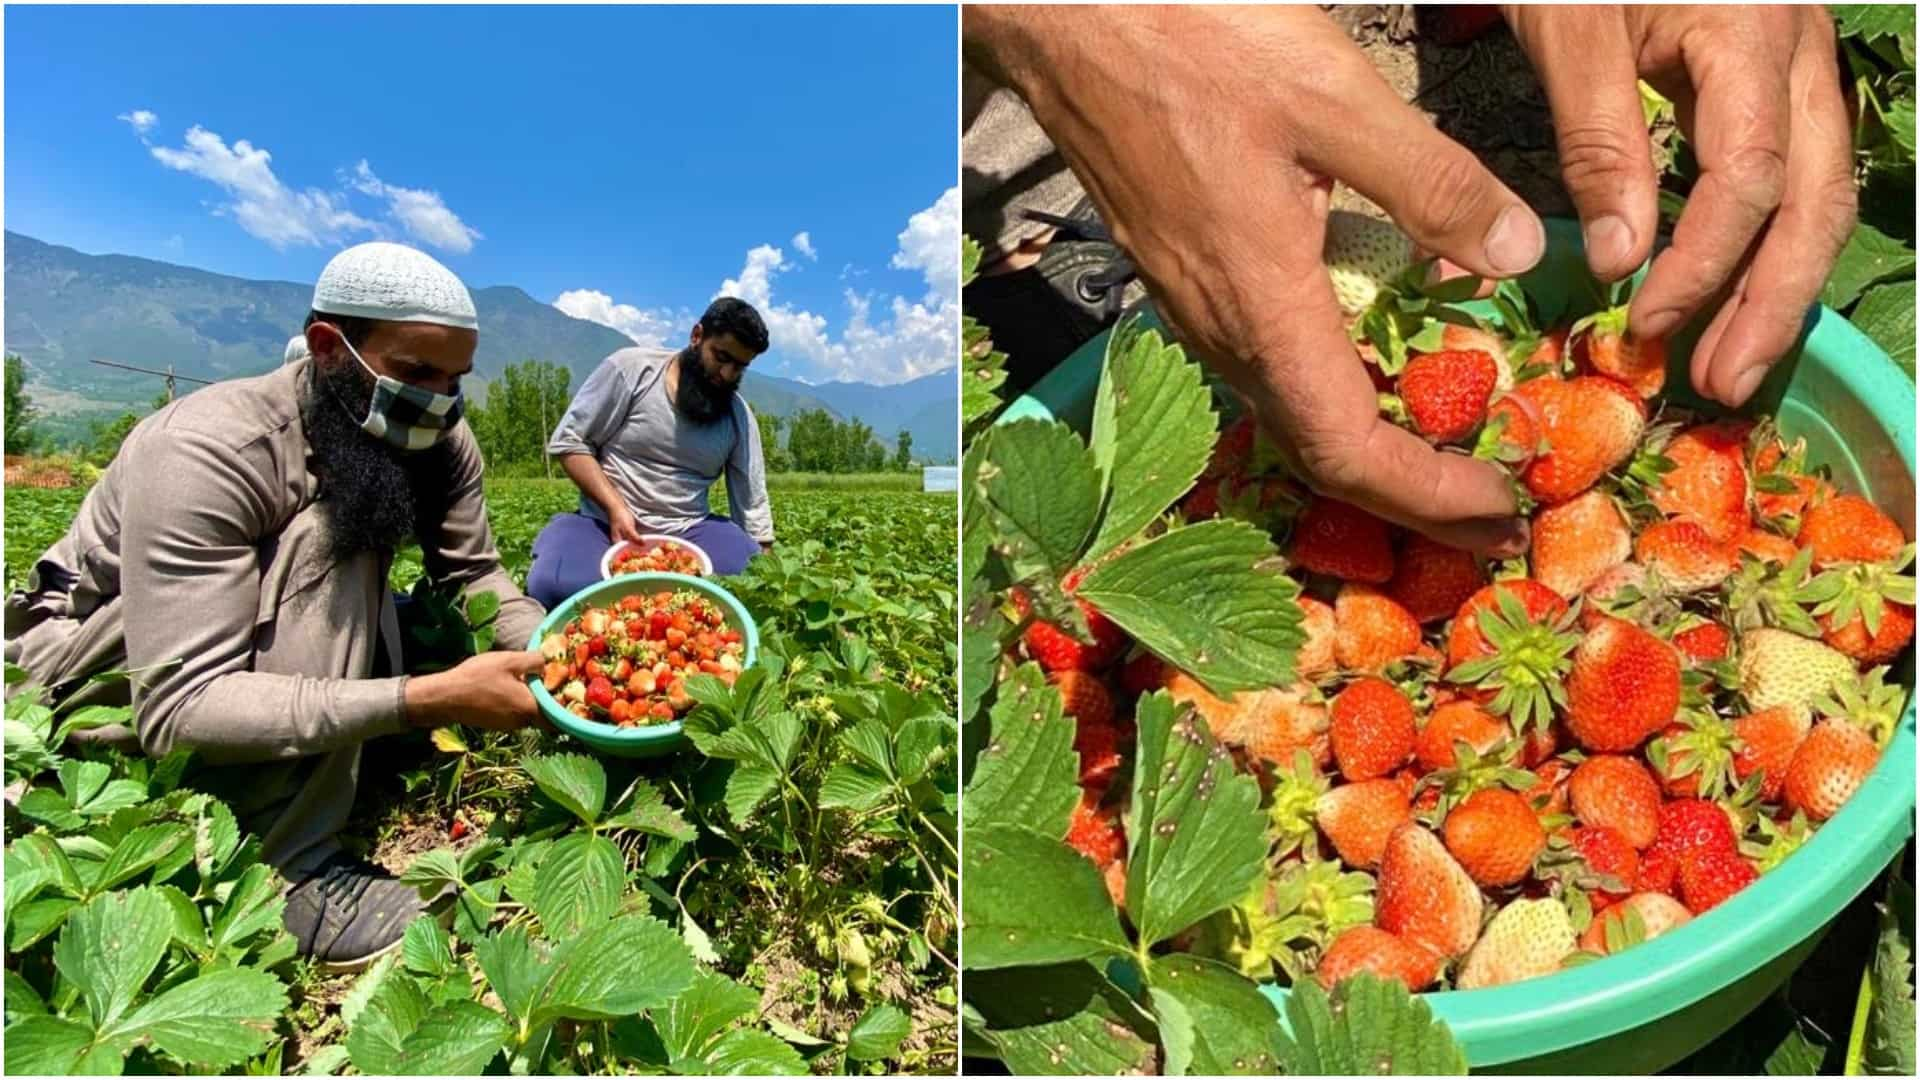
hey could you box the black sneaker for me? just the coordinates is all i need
[282,852,449,972]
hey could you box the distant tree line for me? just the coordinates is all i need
[6,354,927,477]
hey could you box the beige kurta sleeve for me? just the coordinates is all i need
[422,425,546,650]
[121,426,411,764]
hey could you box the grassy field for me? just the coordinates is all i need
[4,479,958,1074]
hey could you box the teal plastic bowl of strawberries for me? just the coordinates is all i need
[999,217,1916,1073]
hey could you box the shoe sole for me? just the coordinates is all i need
[312,892,458,974]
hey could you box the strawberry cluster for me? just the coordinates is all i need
[539,590,746,726]
[609,538,706,577]
[1014,312,1911,994]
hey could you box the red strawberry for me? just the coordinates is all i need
[1478,393,1543,470]
[1672,621,1732,664]
[1444,579,1569,670]
[1236,685,1334,767]
[1443,788,1546,887]
[1572,306,1666,398]
[585,676,615,710]
[1532,489,1632,599]
[1050,670,1114,729]
[1290,497,1396,583]
[1578,892,1692,955]
[1820,602,1917,665]
[1117,651,1168,697]
[1015,588,1129,673]
[1753,438,1819,523]
[1738,529,1801,566]
[1635,520,1739,592]
[1316,926,1440,992]
[1387,535,1488,623]
[1315,778,1412,869]
[1565,617,1681,752]
[1570,825,1640,911]
[1206,415,1259,478]
[1377,823,1485,959]
[1652,420,1752,543]
[1525,326,1568,372]
[1066,794,1125,868]
[1297,596,1339,679]
[1731,706,1811,802]
[1650,798,1738,865]
[1784,718,1879,821]
[1798,494,1905,567]
[1333,584,1423,672]
[1416,700,1508,771]
[1181,479,1223,521]
[1399,348,1499,443]
[1514,375,1647,504]
[1568,755,1662,849]
[1330,677,1417,781]
[1677,846,1759,914]
[1525,757,1574,816]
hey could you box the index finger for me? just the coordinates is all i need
[1630,38,1793,341]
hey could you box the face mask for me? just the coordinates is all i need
[325,326,464,451]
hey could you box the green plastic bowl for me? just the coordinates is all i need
[526,572,759,758]
[998,219,1916,1072]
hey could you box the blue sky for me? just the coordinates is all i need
[5,4,959,385]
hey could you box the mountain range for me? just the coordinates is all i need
[3,231,956,461]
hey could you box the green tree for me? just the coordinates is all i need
[893,429,913,471]
[85,412,141,467]
[786,408,839,472]
[5,355,40,455]
[470,360,572,472]
[757,411,791,473]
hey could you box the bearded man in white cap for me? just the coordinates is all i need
[4,241,547,970]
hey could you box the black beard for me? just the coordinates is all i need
[675,346,734,424]
[298,359,451,562]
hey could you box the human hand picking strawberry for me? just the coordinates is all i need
[966,4,1544,557]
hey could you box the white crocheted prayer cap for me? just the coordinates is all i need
[311,241,478,331]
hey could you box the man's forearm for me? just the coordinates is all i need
[559,453,626,519]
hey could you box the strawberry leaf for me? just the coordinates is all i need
[961,825,1129,970]
[1275,974,1468,1075]
[1086,319,1217,563]
[1077,520,1304,696]
[1147,953,1286,1075]
[964,663,1081,839]
[1125,690,1268,948]
[973,420,1103,585]
[965,962,1160,1075]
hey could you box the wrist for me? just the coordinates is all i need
[403,671,452,729]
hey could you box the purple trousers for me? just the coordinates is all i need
[526,512,761,611]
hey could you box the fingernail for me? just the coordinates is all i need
[1730,365,1768,405]
[1585,215,1634,275]
[1483,205,1546,276]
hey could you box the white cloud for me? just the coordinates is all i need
[553,289,689,349]
[554,187,960,386]
[135,123,480,254]
[350,161,482,254]
[148,126,376,250]
[890,185,960,301]
[792,231,817,260]
[118,109,157,137]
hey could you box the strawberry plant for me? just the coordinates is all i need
[6,474,957,1072]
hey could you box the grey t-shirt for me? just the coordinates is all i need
[546,347,774,543]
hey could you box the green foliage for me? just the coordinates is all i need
[6,353,42,454]
[464,358,572,472]
[784,407,899,473]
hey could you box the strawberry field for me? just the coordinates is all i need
[959,205,1915,1074]
[4,479,959,1074]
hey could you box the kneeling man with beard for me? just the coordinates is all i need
[3,242,547,970]
[527,297,775,608]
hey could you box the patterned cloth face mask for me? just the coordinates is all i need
[325,327,464,451]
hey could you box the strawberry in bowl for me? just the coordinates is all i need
[537,588,746,727]
[600,534,713,579]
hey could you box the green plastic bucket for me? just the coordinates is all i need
[525,572,759,758]
[995,219,1917,1072]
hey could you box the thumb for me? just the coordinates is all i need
[1505,8,1659,281]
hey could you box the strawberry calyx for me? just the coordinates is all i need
[1414,738,1537,824]
[1739,811,1812,873]
[1813,665,1908,748]
[1265,857,1377,982]
[1447,589,1582,737]
[1267,748,1331,859]
[1802,543,1916,637]
[1721,548,1825,637]
[1646,707,1739,799]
